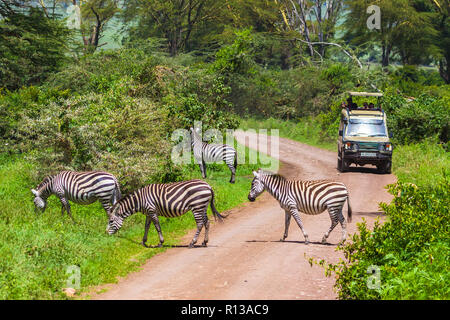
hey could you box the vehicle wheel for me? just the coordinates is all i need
[384,160,392,174]
[341,157,349,172]
[337,157,342,172]
[377,161,392,174]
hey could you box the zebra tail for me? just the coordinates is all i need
[234,153,238,169]
[347,194,352,223]
[210,189,225,223]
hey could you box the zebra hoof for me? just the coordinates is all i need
[142,241,149,248]
[188,243,195,248]
[202,241,208,247]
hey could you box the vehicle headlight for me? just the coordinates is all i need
[385,143,393,151]
[379,143,393,152]
[344,142,352,150]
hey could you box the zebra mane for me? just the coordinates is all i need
[111,191,140,218]
[259,170,287,181]
[36,175,55,190]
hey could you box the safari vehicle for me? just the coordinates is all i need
[338,92,393,173]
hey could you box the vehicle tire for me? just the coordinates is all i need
[377,160,392,174]
[384,160,392,174]
[341,157,349,172]
[337,157,342,172]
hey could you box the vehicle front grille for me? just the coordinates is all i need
[358,142,379,151]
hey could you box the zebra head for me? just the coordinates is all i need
[31,188,47,213]
[106,205,124,235]
[248,169,265,202]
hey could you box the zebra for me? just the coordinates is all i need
[31,171,122,222]
[107,179,225,248]
[247,169,352,244]
[190,127,238,183]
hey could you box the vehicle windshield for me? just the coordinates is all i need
[346,118,387,137]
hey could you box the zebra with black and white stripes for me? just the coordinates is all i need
[31,171,122,222]
[190,127,238,183]
[107,179,225,248]
[247,169,352,244]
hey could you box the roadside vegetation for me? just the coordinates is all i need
[1,0,448,300]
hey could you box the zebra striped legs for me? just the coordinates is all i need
[198,160,207,179]
[288,208,309,244]
[59,197,76,224]
[142,214,165,248]
[227,163,236,184]
[281,210,291,241]
[189,209,209,248]
[322,207,347,244]
[142,215,152,247]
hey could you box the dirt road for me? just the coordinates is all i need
[93,131,396,300]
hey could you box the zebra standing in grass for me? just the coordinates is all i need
[107,179,225,248]
[190,127,238,183]
[247,169,352,244]
[31,171,122,222]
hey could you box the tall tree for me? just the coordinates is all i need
[0,0,71,89]
[429,0,449,83]
[279,0,344,58]
[62,0,119,53]
[343,0,436,67]
[123,0,224,56]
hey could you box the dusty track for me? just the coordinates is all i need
[93,131,396,300]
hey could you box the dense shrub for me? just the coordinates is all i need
[16,93,176,192]
[382,93,449,145]
[388,65,446,96]
[318,178,449,299]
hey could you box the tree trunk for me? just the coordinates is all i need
[381,44,391,67]
[439,57,449,84]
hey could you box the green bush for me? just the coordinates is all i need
[382,93,449,145]
[319,178,449,299]
[16,93,175,192]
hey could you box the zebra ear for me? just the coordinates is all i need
[31,189,38,197]
[252,171,258,177]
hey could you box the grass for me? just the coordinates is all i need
[392,139,449,187]
[0,142,276,300]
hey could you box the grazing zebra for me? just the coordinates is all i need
[190,127,238,183]
[247,169,352,244]
[31,171,122,222]
[107,179,225,248]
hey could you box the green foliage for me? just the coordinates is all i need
[44,49,162,98]
[0,7,71,90]
[321,64,354,92]
[319,178,449,300]
[211,28,256,76]
[388,65,446,95]
[382,93,450,145]
[393,139,450,188]
[15,92,173,192]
